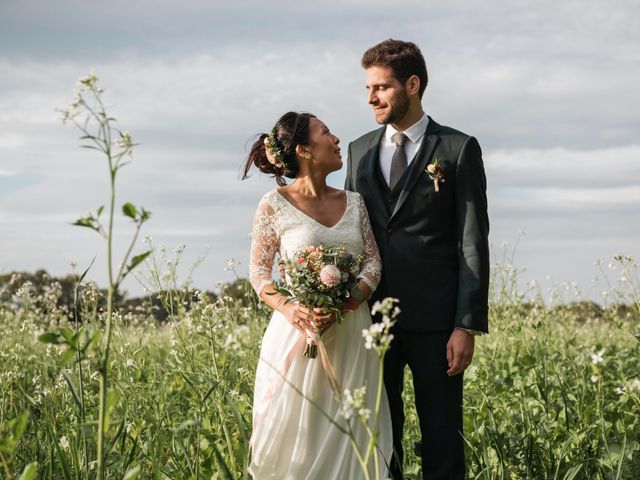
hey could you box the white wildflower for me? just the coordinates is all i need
[339,386,368,422]
[591,375,600,383]
[362,315,395,356]
[358,408,371,421]
[60,436,70,450]
[465,364,478,381]
[590,349,605,365]
[224,258,239,271]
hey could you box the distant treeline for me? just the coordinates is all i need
[0,270,254,322]
[1,269,635,324]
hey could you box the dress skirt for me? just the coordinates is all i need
[249,302,393,479]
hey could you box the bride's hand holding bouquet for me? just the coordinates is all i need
[271,244,365,358]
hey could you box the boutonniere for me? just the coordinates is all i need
[425,157,446,192]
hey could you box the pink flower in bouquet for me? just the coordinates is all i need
[319,264,341,287]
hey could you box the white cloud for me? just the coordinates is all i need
[1,0,639,300]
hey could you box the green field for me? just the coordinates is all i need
[1,258,639,479]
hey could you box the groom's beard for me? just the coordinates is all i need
[379,91,410,125]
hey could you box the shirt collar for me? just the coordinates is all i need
[384,113,429,144]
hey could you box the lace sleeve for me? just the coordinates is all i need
[249,197,280,295]
[355,194,382,292]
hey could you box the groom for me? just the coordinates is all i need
[345,39,489,479]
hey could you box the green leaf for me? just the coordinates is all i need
[17,462,38,480]
[61,372,83,413]
[59,349,76,367]
[76,256,95,284]
[203,381,219,403]
[79,145,101,151]
[139,207,151,223]
[130,250,152,271]
[11,410,30,443]
[38,332,62,344]
[71,218,98,231]
[212,443,234,480]
[59,327,77,348]
[562,464,583,480]
[87,329,101,351]
[225,393,249,446]
[104,389,121,429]
[123,466,141,480]
[48,424,72,480]
[97,205,104,217]
[122,202,137,219]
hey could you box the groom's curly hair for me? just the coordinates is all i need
[362,39,428,98]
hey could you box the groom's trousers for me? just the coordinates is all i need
[384,326,465,480]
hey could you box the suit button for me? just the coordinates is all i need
[386,228,393,234]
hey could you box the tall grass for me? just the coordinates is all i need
[1,251,638,478]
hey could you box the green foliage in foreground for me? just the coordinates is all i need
[0,275,639,479]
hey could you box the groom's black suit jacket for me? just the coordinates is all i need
[345,117,489,333]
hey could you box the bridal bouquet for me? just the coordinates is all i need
[273,244,362,358]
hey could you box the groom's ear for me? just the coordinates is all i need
[405,75,421,97]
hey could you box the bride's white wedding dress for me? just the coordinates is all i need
[248,189,393,479]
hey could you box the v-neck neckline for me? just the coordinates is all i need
[275,190,349,229]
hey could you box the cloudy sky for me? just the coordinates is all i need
[1,0,638,302]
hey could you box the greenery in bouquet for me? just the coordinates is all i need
[273,244,363,323]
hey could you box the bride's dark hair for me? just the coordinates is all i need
[243,111,316,186]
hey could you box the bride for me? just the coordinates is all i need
[243,111,393,479]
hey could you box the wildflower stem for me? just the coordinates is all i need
[72,280,89,476]
[114,221,143,287]
[0,453,11,480]
[97,106,117,480]
[208,322,235,463]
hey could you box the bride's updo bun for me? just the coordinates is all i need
[243,111,315,186]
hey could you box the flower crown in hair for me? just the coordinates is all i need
[263,127,286,169]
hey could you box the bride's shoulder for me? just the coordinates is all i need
[344,190,364,205]
[255,189,286,215]
[257,189,280,204]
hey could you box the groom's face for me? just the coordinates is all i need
[365,66,411,125]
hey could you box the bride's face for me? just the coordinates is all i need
[304,118,342,173]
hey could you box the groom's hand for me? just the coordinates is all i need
[446,329,475,376]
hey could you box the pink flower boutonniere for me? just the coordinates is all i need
[425,157,446,192]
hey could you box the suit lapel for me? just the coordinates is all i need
[390,117,441,221]
[359,127,389,218]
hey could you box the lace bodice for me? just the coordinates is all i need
[249,189,382,296]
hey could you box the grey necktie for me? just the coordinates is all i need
[389,132,408,190]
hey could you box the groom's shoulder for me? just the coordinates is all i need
[433,119,472,140]
[431,119,476,147]
[350,127,384,149]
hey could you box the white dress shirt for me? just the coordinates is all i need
[379,113,429,186]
